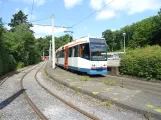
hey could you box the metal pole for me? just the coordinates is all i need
[49,40,51,62]
[49,44,50,62]
[124,36,125,53]
[52,14,55,68]
[123,33,126,53]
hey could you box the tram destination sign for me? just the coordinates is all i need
[89,38,106,44]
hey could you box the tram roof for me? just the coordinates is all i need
[56,37,105,52]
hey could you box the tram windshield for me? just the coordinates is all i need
[90,43,107,61]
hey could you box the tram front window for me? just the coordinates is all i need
[90,43,107,61]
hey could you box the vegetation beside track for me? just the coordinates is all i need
[0,21,16,75]
[120,46,161,80]
[0,10,71,76]
[102,9,161,52]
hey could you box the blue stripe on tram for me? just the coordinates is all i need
[57,64,108,75]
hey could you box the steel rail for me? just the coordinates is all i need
[20,63,48,120]
[0,65,35,86]
[35,63,100,120]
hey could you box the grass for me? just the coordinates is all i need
[101,79,116,86]
[75,88,81,94]
[120,79,124,88]
[42,70,51,80]
[144,110,152,120]
[80,75,90,81]
[103,100,113,109]
[16,62,25,70]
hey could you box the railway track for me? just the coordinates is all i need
[0,77,9,86]
[20,63,48,120]
[21,63,100,120]
[0,65,35,86]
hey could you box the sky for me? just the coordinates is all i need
[0,0,161,39]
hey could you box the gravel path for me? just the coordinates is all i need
[0,65,39,120]
[41,68,155,120]
[23,65,90,120]
[0,63,156,120]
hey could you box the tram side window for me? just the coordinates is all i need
[68,47,72,57]
[73,46,78,57]
[80,43,90,60]
[62,50,64,58]
[59,51,62,58]
[60,50,64,58]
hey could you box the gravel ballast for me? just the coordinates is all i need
[0,65,40,120]
[23,65,90,120]
[40,68,156,120]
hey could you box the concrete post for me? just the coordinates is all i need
[52,14,55,68]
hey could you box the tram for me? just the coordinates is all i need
[55,37,108,75]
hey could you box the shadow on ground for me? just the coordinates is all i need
[0,89,25,110]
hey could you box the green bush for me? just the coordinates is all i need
[8,55,17,70]
[0,47,17,76]
[0,23,17,76]
[120,46,161,80]
[17,62,25,69]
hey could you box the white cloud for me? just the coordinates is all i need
[111,29,116,31]
[90,0,161,20]
[127,0,160,15]
[31,25,67,38]
[64,0,83,9]
[90,0,103,10]
[35,35,43,38]
[23,0,46,6]
[5,25,11,30]
[96,9,115,20]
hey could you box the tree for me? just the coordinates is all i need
[55,34,71,50]
[102,29,115,51]
[34,34,71,58]
[8,10,31,30]
[0,18,16,75]
[35,37,50,57]
[0,18,4,44]
[4,24,37,65]
[102,8,161,50]
[151,9,161,45]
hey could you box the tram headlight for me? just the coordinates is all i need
[103,64,107,68]
[91,64,96,70]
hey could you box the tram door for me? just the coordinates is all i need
[64,46,68,69]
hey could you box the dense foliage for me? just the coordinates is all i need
[0,19,16,75]
[0,11,41,75]
[102,9,161,52]
[35,34,71,57]
[8,10,32,31]
[103,9,161,79]
[4,24,39,66]
[1,8,161,80]
[0,10,72,76]
[120,46,161,80]
[55,34,71,50]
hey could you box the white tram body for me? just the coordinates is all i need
[56,37,108,75]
